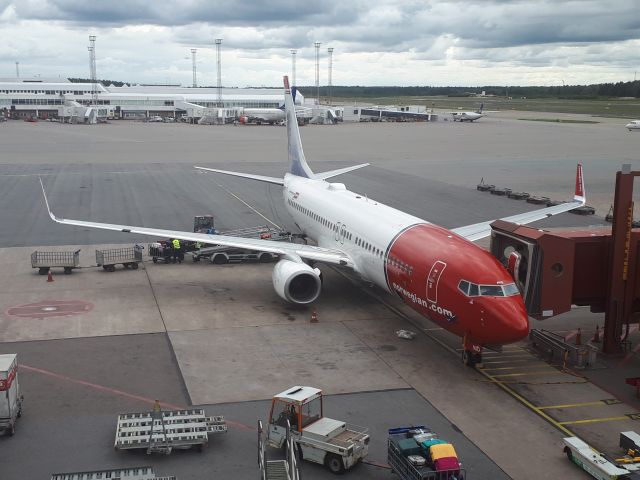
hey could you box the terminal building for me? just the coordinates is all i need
[0,78,311,123]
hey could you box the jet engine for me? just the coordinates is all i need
[272,259,322,304]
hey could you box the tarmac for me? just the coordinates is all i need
[0,113,638,479]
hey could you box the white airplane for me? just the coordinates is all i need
[240,108,286,125]
[41,76,586,366]
[625,120,640,131]
[451,103,484,122]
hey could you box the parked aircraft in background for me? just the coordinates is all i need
[41,76,586,367]
[240,107,286,125]
[451,103,484,122]
[626,120,640,131]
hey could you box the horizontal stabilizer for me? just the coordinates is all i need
[314,163,370,180]
[194,166,284,185]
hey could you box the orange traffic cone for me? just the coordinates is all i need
[575,328,582,346]
[592,325,601,343]
[47,270,54,282]
[310,308,318,323]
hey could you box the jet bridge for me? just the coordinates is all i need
[489,164,640,354]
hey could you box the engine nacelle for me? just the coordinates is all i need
[272,259,322,304]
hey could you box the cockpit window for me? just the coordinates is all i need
[502,283,520,296]
[459,280,519,297]
[479,285,504,296]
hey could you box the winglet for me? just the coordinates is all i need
[574,163,586,205]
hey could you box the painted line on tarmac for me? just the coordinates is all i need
[558,415,640,426]
[538,399,622,410]
[480,364,556,372]
[20,364,255,431]
[214,181,282,230]
[489,370,565,378]
[480,358,542,365]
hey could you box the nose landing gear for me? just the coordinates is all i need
[462,336,483,367]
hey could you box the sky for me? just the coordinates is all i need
[1,0,639,87]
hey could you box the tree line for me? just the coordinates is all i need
[68,77,640,99]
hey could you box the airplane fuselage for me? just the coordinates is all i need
[283,174,529,347]
[242,108,286,124]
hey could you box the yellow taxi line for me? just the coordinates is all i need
[538,400,621,410]
[480,358,541,365]
[559,415,638,426]
[489,370,565,378]
[480,364,556,372]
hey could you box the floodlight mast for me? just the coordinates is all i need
[314,41,321,104]
[215,39,222,108]
[290,49,297,87]
[191,49,197,87]
[89,35,97,106]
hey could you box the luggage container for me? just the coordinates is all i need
[96,245,143,272]
[31,249,80,275]
[0,353,23,436]
[387,426,466,480]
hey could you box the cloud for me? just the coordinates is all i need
[0,1,639,86]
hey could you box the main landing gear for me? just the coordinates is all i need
[462,337,483,368]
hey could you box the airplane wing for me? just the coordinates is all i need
[451,164,586,242]
[40,179,353,267]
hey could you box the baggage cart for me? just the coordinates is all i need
[114,402,227,455]
[388,426,465,480]
[149,241,174,264]
[0,354,23,436]
[31,249,80,275]
[96,245,143,272]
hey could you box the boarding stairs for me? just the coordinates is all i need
[259,420,299,480]
[114,401,227,454]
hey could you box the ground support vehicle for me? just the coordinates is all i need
[563,436,639,479]
[189,226,290,264]
[114,402,227,455]
[388,426,465,480]
[0,354,23,436]
[51,467,176,480]
[266,386,369,474]
[259,420,300,480]
[96,245,143,272]
[31,249,80,275]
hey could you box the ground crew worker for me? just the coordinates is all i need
[172,238,181,263]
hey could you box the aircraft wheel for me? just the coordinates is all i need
[462,350,477,368]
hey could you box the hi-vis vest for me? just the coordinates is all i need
[172,239,180,249]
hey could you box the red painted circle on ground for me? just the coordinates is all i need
[5,300,94,319]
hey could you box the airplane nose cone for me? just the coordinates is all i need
[489,298,530,344]
[484,296,529,345]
